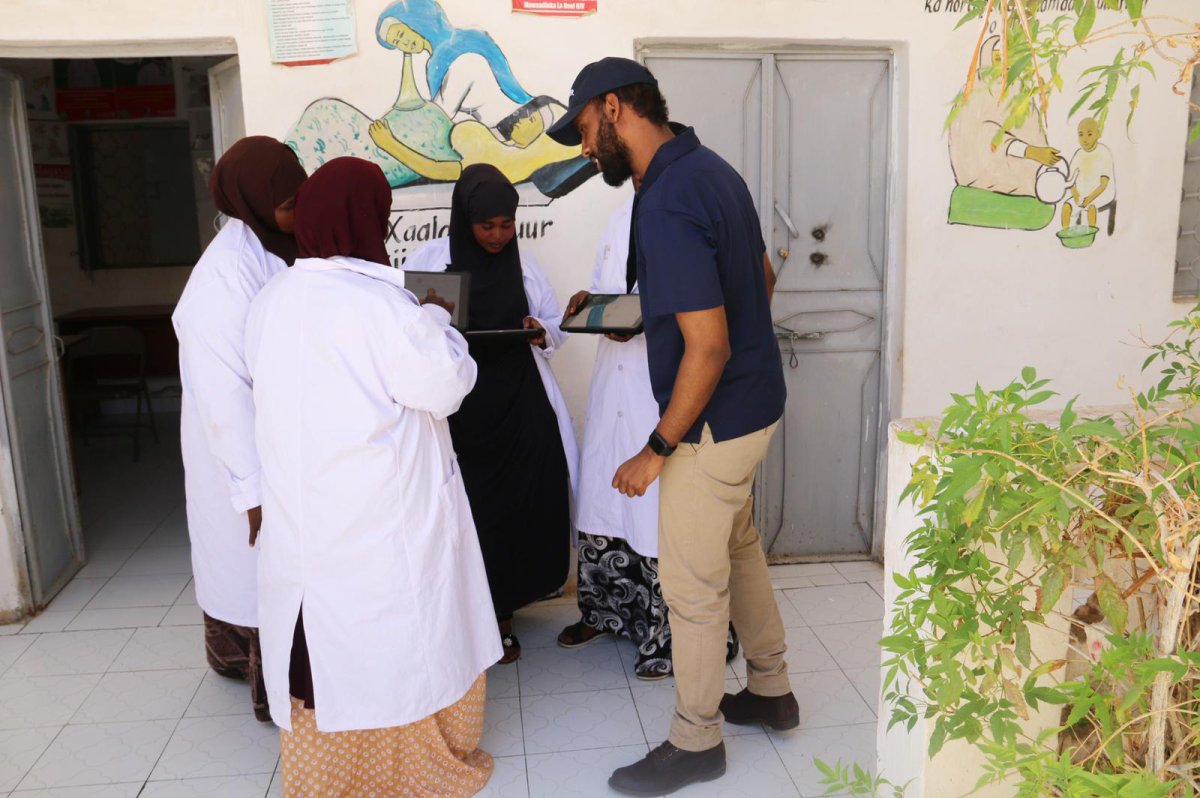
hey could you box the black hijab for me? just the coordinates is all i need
[448,164,529,330]
[209,136,307,265]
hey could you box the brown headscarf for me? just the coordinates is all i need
[209,136,307,265]
[294,157,392,267]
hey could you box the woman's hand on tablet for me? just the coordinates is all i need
[523,316,548,349]
[563,291,591,325]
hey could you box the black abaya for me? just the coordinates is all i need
[446,165,570,618]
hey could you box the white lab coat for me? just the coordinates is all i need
[404,238,580,501]
[173,219,282,627]
[573,197,661,558]
[244,255,500,732]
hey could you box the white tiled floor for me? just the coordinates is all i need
[0,418,884,797]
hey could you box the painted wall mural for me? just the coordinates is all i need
[940,1,1193,251]
[286,0,595,200]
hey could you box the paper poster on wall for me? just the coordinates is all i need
[285,0,596,210]
[4,60,56,119]
[512,0,597,17]
[29,121,73,228]
[267,0,359,66]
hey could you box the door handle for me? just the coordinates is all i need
[776,329,826,342]
[6,324,44,355]
[773,202,799,239]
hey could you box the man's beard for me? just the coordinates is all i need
[594,115,634,188]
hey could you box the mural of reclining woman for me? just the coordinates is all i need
[286,0,594,198]
[948,35,1065,231]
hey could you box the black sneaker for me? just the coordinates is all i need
[608,740,726,796]
[719,688,800,730]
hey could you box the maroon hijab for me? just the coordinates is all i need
[209,136,307,265]
[294,158,392,267]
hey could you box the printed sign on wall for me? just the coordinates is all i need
[267,0,359,67]
[512,0,597,17]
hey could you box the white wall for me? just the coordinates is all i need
[0,1,1195,620]
[3,0,1192,427]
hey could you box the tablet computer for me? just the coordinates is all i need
[463,328,542,341]
[561,293,644,335]
[404,271,470,331]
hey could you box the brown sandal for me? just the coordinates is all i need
[498,621,520,664]
[557,621,611,649]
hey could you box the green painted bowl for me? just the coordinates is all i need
[1057,225,1099,249]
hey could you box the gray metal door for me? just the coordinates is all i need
[644,51,891,560]
[644,55,764,207]
[0,71,83,603]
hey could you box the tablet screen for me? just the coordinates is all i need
[403,271,470,331]
[561,294,644,334]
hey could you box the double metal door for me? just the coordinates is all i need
[644,50,891,559]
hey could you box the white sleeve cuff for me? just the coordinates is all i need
[1006,140,1029,159]
[228,472,262,515]
[533,317,558,358]
[420,303,453,325]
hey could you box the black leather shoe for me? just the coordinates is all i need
[608,740,726,796]
[720,688,800,730]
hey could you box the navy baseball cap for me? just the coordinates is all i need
[546,57,658,146]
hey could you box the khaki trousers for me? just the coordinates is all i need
[659,422,790,751]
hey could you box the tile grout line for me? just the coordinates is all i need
[764,727,807,798]
[61,639,134,727]
[9,723,70,792]
[513,658,531,798]
[138,667,241,793]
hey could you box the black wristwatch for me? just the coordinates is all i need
[647,429,677,458]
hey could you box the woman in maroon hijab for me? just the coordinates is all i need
[173,136,306,722]
[245,157,499,797]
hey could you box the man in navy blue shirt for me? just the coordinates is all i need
[550,58,797,796]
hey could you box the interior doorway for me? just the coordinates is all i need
[0,51,238,609]
[640,45,898,563]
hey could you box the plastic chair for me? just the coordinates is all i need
[64,325,159,462]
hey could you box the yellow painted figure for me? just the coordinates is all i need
[1062,117,1116,231]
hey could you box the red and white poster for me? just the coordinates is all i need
[512,0,597,17]
[53,58,176,121]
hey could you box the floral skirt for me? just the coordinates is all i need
[577,532,739,677]
[203,613,269,721]
[279,674,493,798]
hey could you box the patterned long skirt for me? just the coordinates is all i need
[279,674,493,797]
[203,613,269,721]
[577,532,739,678]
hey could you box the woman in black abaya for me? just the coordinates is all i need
[423,164,574,664]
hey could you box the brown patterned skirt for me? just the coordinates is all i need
[203,613,269,722]
[278,674,493,797]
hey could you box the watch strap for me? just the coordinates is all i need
[648,429,676,457]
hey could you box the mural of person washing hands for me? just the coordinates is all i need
[286,0,596,198]
[948,36,1067,231]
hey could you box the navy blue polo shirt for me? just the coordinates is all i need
[633,126,786,444]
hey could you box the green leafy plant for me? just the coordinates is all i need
[820,307,1200,796]
[946,0,1200,141]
